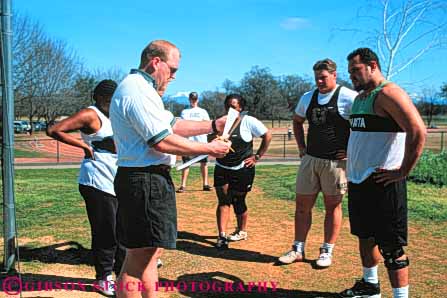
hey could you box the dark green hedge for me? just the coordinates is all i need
[409,151,447,186]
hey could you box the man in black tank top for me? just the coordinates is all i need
[278,59,357,268]
[338,48,426,298]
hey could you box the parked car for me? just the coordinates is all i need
[14,120,31,133]
[32,121,47,131]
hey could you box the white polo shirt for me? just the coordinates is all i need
[110,69,176,167]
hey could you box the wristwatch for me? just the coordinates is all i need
[254,154,260,161]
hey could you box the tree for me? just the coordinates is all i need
[92,67,126,84]
[415,87,444,127]
[163,98,186,117]
[338,0,447,80]
[200,90,226,119]
[13,14,82,131]
[238,66,285,125]
[221,79,238,94]
[12,14,45,123]
[70,74,98,110]
[278,75,313,111]
[375,0,446,79]
[441,82,447,99]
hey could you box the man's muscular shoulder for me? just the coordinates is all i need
[374,82,410,118]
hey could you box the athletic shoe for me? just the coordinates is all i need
[216,236,229,249]
[97,275,115,296]
[315,247,332,268]
[176,186,186,193]
[203,185,212,191]
[278,245,305,264]
[338,279,381,298]
[157,258,163,268]
[228,230,248,241]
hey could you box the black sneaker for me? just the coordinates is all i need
[176,186,186,193]
[339,279,381,298]
[216,236,228,249]
[203,185,212,191]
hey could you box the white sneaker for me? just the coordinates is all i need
[316,248,332,268]
[228,230,248,241]
[97,274,115,296]
[278,246,305,264]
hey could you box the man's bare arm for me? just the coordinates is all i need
[153,134,230,158]
[292,114,306,157]
[172,116,227,137]
[374,84,426,184]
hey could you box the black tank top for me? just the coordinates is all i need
[216,119,253,167]
[305,86,350,160]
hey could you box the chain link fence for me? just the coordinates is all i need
[3,130,445,165]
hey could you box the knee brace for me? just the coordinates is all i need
[379,245,410,270]
[216,187,232,206]
[218,196,232,206]
[231,191,248,215]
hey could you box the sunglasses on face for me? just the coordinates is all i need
[160,59,178,75]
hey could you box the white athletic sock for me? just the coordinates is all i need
[362,266,379,284]
[219,232,226,238]
[392,285,409,298]
[293,241,305,253]
[321,242,335,254]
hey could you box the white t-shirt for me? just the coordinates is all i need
[180,106,210,143]
[215,115,268,170]
[294,85,357,120]
[110,71,176,167]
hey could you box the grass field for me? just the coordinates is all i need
[0,166,446,297]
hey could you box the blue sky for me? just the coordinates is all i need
[14,0,447,98]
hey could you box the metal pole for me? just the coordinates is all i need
[1,0,17,272]
[56,140,60,163]
[441,132,444,152]
[283,134,286,159]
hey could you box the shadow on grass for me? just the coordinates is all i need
[160,271,338,298]
[18,241,93,266]
[177,231,279,263]
[177,231,327,270]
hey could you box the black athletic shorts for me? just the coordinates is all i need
[348,175,408,247]
[213,164,255,192]
[114,165,177,249]
[181,155,208,163]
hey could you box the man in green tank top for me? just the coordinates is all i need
[338,48,426,298]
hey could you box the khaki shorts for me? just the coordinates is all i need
[296,154,347,195]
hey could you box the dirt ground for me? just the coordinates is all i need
[2,175,446,298]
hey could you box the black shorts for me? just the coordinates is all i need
[213,165,255,192]
[348,175,408,247]
[181,156,208,163]
[114,166,177,249]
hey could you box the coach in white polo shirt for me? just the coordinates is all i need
[110,40,231,298]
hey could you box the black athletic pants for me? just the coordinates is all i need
[79,184,125,280]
